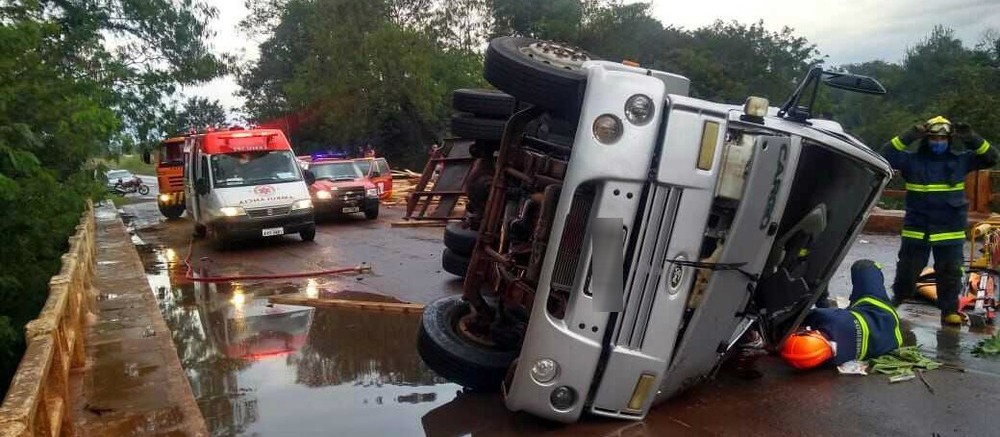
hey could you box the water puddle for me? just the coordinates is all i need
[138,240,461,436]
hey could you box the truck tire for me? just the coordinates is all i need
[442,248,470,277]
[452,89,517,118]
[364,204,379,220]
[451,113,506,142]
[417,296,517,391]
[300,225,316,242]
[158,203,184,219]
[484,37,594,120]
[444,222,478,256]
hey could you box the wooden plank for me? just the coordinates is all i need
[390,220,449,227]
[268,294,425,313]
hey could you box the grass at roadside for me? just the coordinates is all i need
[103,154,154,175]
[109,195,137,208]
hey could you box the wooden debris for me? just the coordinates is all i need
[269,294,424,313]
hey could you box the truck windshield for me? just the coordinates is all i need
[158,142,184,166]
[353,159,372,175]
[311,161,362,181]
[210,151,301,188]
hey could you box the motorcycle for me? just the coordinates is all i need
[109,177,150,197]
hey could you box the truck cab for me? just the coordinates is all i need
[183,128,317,244]
[416,37,892,423]
[154,136,187,219]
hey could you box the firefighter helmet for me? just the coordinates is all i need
[780,329,834,369]
[926,115,952,136]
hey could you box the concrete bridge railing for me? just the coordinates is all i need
[0,200,96,437]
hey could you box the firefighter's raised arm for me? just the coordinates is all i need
[954,122,998,171]
[878,122,926,173]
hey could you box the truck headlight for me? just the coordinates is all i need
[219,206,245,217]
[550,386,577,410]
[291,199,313,210]
[158,194,171,202]
[593,114,623,144]
[316,190,332,200]
[624,94,654,125]
[530,358,559,383]
[366,188,379,198]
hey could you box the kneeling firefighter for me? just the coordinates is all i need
[880,116,997,325]
[781,260,902,369]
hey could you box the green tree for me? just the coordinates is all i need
[0,0,224,396]
[239,0,487,168]
[168,97,230,133]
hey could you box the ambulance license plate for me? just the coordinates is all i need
[342,207,360,213]
[262,227,284,237]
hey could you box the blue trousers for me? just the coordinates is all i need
[890,239,964,314]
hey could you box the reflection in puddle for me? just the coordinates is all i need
[140,244,461,436]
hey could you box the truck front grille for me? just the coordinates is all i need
[246,206,292,218]
[547,184,595,319]
[614,184,681,349]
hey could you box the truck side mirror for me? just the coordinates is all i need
[303,169,316,185]
[141,150,151,164]
[195,178,210,195]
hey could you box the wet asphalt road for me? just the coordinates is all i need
[120,198,1000,436]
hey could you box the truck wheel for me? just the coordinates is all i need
[417,296,517,391]
[442,248,470,277]
[452,89,517,118]
[451,113,506,142]
[300,225,316,242]
[365,204,379,220]
[158,204,184,219]
[484,37,594,120]
[444,222,477,256]
[193,223,206,238]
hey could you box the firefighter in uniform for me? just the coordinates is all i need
[880,116,997,325]
[781,260,902,369]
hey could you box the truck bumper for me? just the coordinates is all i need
[211,209,314,241]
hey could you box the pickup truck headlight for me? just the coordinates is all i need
[316,190,332,200]
[366,188,379,198]
[219,206,245,217]
[291,199,313,210]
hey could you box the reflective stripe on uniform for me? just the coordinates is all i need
[928,231,966,242]
[904,182,965,192]
[891,136,907,151]
[852,297,904,348]
[901,229,925,239]
[975,140,991,155]
[849,310,870,360]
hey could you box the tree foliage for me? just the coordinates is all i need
[240,0,487,168]
[167,97,230,134]
[0,0,223,396]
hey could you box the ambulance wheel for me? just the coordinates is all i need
[417,296,517,391]
[300,225,316,242]
[484,37,595,120]
[451,113,506,142]
[158,204,184,219]
[452,89,517,118]
[442,248,470,277]
[444,222,477,256]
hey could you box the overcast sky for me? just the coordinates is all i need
[186,0,1000,114]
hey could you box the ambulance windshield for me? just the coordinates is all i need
[210,151,301,188]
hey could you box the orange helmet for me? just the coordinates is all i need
[780,329,834,369]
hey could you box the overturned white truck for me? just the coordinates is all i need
[418,37,892,422]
